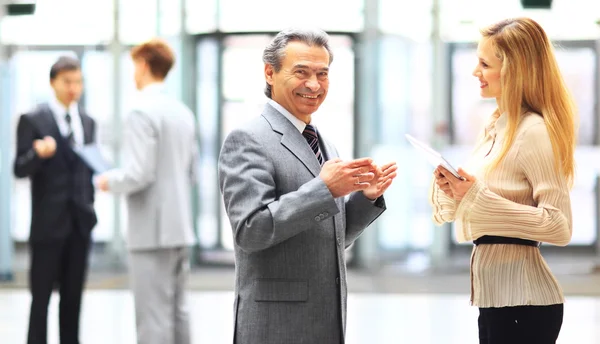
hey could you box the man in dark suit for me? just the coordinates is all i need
[218,28,397,344]
[13,56,97,344]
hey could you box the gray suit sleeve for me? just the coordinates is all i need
[344,192,386,248]
[218,129,340,253]
[106,110,158,194]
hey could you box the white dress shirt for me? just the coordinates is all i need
[268,99,309,133]
[48,96,84,147]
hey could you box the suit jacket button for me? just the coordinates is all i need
[337,238,342,246]
[315,216,321,221]
[323,212,329,217]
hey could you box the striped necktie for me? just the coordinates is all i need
[302,124,324,165]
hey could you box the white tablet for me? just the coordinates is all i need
[73,144,112,174]
[405,134,465,181]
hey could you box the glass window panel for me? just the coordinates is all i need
[569,148,600,245]
[8,50,78,241]
[119,0,158,44]
[375,43,412,249]
[158,0,182,36]
[220,35,274,168]
[378,37,410,146]
[82,52,114,125]
[0,0,113,45]
[108,51,140,241]
[375,38,435,250]
[218,0,363,32]
[557,48,596,145]
[221,35,272,105]
[161,38,183,101]
[81,51,116,242]
[379,0,432,41]
[120,52,138,118]
[196,38,220,249]
[185,0,217,34]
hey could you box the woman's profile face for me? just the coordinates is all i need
[472,37,503,100]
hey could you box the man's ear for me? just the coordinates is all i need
[264,64,274,85]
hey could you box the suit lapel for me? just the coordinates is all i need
[37,104,73,165]
[262,104,321,177]
[79,109,93,144]
[262,103,346,243]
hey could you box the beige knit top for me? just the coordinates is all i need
[429,111,572,308]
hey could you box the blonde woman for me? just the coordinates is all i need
[430,18,576,343]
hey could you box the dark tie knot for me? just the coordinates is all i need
[65,113,72,124]
[303,124,318,139]
[302,124,323,165]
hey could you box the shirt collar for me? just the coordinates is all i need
[141,82,166,94]
[486,107,530,139]
[268,99,308,134]
[49,95,79,118]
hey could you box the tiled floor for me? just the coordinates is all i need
[0,290,599,344]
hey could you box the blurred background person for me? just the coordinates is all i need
[96,38,198,344]
[13,56,98,344]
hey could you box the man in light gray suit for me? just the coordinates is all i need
[218,28,398,344]
[96,38,197,344]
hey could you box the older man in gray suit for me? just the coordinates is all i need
[218,28,398,344]
[96,39,197,344]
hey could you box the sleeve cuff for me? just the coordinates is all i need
[455,179,485,220]
[27,148,44,164]
[103,169,122,193]
[357,192,386,208]
[373,195,385,208]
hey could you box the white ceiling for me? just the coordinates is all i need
[440,0,600,41]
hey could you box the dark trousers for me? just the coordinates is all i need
[478,304,564,344]
[27,228,91,344]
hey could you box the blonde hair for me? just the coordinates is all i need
[481,17,577,186]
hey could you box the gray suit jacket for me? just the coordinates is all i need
[218,103,386,344]
[106,83,198,251]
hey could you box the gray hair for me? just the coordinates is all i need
[262,28,334,98]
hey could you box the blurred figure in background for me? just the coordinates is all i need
[13,56,98,344]
[96,38,198,344]
[430,18,576,344]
